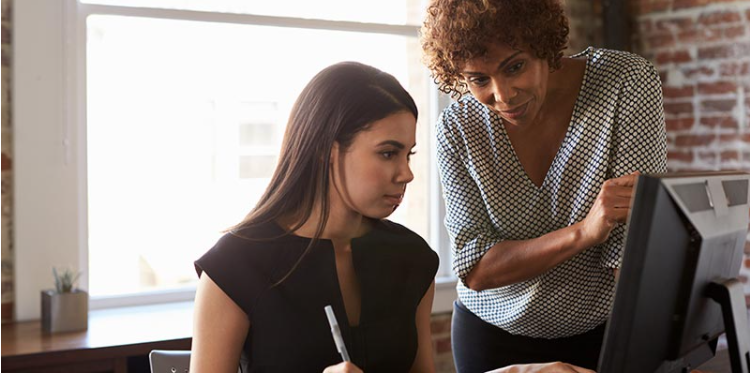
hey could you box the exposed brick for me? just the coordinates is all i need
[698,45,734,59]
[675,134,715,147]
[664,102,694,115]
[678,28,722,44]
[744,257,750,268]
[666,117,695,131]
[1,23,10,43]
[647,33,677,49]
[635,0,671,15]
[697,151,717,163]
[700,99,736,112]
[673,0,712,10]
[699,116,738,129]
[659,71,668,84]
[435,337,452,354]
[698,81,737,95]
[663,85,695,98]
[655,17,694,32]
[430,318,451,334]
[719,134,741,143]
[719,61,750,77]
[1,152,10,171]
[721,150,739,161]
[639,19,654,34]
[656,50,692,65]
[724,25,746,40]
[698,11,742,26]
[668,150,694,163]
[682,66,715,79]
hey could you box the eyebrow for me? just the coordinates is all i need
[377,140,417,149]
[461,51,523,76]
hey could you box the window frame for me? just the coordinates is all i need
[13,0,455,321]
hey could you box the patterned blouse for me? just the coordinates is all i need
[436,47,668,338]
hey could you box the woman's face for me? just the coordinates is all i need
[459,43,551,129]
[330,110,416,220]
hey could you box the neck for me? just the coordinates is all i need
[286,196,370,242]
[535,57,582,126]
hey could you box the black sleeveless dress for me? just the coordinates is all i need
[195,219,439,373]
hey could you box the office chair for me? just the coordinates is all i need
[149,350,191,373]
[149,350,242,373]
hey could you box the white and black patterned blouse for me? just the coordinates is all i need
[436,47,668,338]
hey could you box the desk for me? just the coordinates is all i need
[1,302,193,373]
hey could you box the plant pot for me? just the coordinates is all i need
[41,289,88,333]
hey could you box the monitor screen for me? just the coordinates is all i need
[598,171,750,373]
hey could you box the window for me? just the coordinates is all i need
[14,0,454,319]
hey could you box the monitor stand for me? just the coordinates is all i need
[707,278,750,373]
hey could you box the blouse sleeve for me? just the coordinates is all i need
[599,59,668,268]
[436,108,503,286]
[195,233,272,316]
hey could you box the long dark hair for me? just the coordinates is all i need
[231,61,418,284]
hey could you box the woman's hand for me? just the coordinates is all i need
[485,361,596,373]
[323,362,364,373]
[578,172,640,247]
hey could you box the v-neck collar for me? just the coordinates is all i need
[494,47,592,191]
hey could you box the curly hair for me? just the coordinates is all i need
[420,0,569,98]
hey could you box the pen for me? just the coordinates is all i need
[324,305,351,362]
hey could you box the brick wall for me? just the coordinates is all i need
[1,0,12,324]
[631,0,750,309]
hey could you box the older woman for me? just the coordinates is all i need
[421,0,667,371]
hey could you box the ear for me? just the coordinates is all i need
[330,142,340,164]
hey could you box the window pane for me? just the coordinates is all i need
[86,15,432,298]
[81,0,428,26]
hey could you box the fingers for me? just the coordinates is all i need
[322,362,363,373]
[570,365,597,373]
[607,171,641,187]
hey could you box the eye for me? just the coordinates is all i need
[407,151,416,163]
[507,61,524,74]
[467,76,489,87]
[381,151,396,159]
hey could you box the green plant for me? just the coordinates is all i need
[53,267,82,293]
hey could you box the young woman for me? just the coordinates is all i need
[421,0,667,371]
[189,62,439,373]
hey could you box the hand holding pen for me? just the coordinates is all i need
[323,305,363,373]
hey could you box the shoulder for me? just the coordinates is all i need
[438,95,490,130]
[373,220,439,267]
[197,221,292,270]
[584,47,660,87]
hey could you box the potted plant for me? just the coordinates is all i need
[41,267,88,333]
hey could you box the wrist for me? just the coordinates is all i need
[571,221,596,251]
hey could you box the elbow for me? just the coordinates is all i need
[464,271,489,291]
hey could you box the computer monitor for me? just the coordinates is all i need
[598,171,750,373]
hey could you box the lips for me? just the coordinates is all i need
[499,102,529,120]
[384,194,404,205]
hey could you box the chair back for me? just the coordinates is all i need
[149,350,242,373]
[149,350,191,373]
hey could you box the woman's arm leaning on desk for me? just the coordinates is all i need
[190,273,250,373]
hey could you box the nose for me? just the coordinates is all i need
[396,161,414,186]
[491,79,517,106]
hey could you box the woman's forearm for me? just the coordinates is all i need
[465,222,595,291]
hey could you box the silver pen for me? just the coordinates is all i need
[324,305,351,362]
